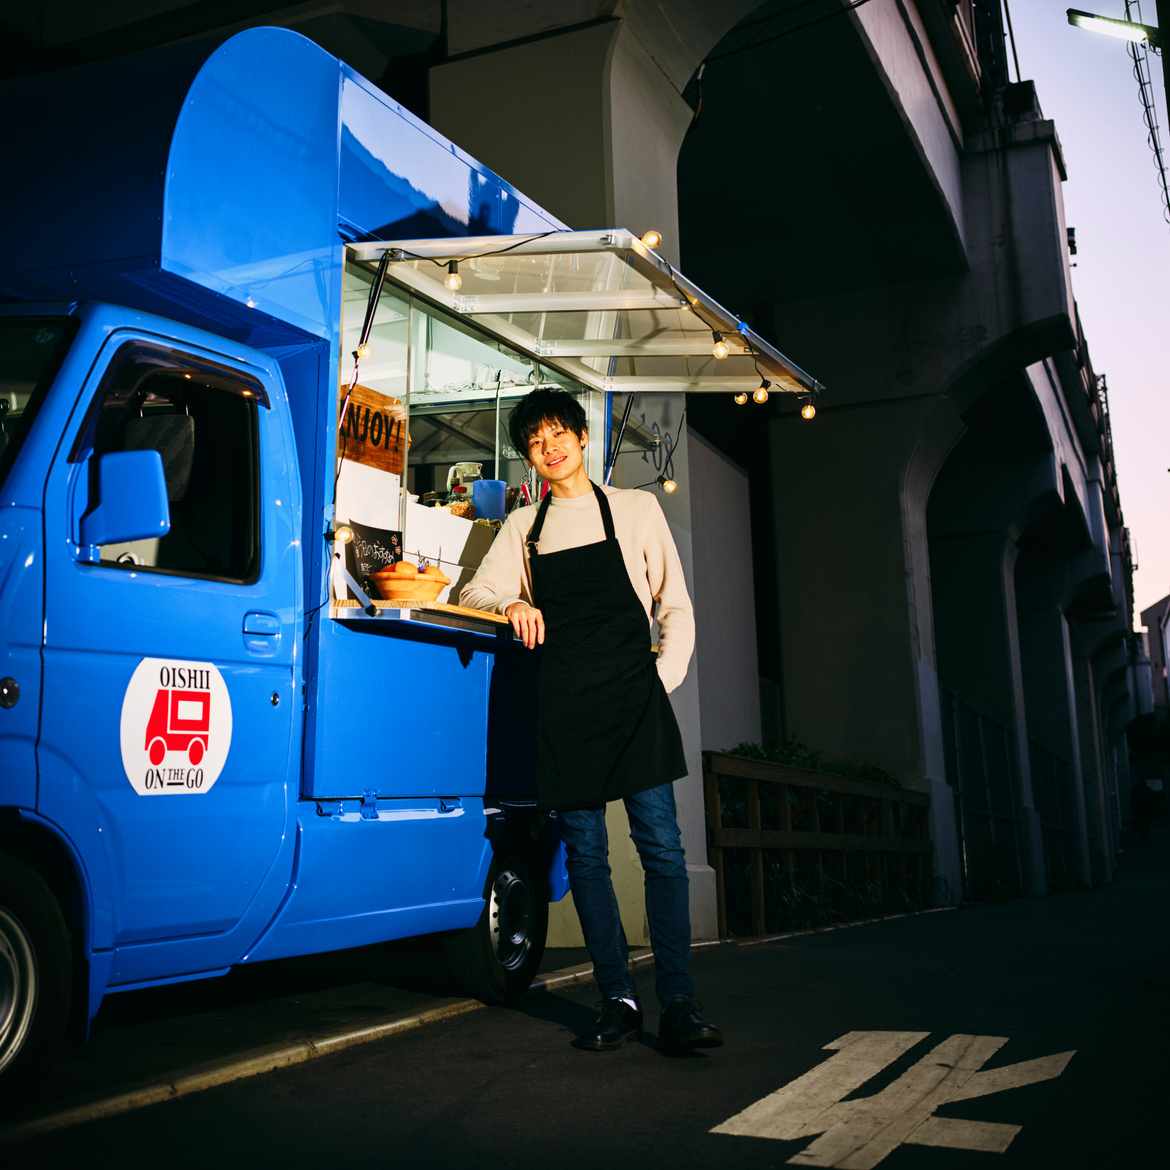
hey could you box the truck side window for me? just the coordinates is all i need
[71,342,264,583]
[0,317,77,493]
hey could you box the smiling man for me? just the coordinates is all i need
[461,387,722,1055]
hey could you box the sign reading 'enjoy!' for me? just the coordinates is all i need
[338,384,407,477]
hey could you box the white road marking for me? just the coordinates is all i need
[713,1032,929,1142]
[905,1117,1020,1153]
[946,1051,1076,1103]
[711,1032,1076,1169]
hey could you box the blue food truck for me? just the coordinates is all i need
[0,28,818,1086]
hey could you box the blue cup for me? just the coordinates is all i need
[472,479,506,522]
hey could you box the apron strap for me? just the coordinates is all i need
[526,490,554,558]
[592,483,618,543]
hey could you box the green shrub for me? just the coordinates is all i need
[727,738,901,788]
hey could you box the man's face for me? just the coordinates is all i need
[525,417,587,485]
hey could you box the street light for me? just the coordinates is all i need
[1068,3,1170,233]
[1066,8,1162,48]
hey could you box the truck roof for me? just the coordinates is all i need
[0,27,565,346]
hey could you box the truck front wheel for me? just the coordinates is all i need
[0,855,72,1094]
[444,845,548,1006]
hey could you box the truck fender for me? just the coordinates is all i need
[2,808,108,1038]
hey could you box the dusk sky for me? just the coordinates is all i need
[1010,2,1170,629]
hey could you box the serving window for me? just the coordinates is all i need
[334,250,669,616]
[335,256,601,611]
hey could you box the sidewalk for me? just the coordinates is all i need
[1,938,593,1140]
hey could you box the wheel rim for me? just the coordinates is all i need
[489,866,533,972]
[0,906,38,1076]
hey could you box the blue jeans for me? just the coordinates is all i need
[558,782,694,1008]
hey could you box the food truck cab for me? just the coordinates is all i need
[0,28,819,1087]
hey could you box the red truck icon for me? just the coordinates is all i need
[145,688,210,766]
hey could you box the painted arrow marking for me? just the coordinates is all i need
[712,1031,1075,1169]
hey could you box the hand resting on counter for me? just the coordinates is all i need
[505,601,544,649]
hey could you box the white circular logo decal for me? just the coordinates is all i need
[120,658,233,795]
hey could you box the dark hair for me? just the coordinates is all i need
[507,388,587,458]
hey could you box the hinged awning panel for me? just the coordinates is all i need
[348,231,822,397]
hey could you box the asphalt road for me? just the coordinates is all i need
[3,827,1166,1169]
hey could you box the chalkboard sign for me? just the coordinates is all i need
[344,519,402,590]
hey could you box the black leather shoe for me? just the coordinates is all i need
[577,998,644,1051]
[658,1000,723,1053]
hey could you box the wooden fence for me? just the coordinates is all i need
[703,751,933,938]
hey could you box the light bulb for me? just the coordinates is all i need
[753,386,769,404]
[245,297,256,308]
[444,261,462,291]
[356,342,372,360]
[801,402,816,420]
[661,477,677,493]
[334,525,354,544]
[641,229,662,249]
[734,392,748,405]
[712,331,729,359]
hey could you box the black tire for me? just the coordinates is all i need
[0,854,72,1093]
[444,845,548,1006]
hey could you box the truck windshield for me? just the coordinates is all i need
[0,316,77,493]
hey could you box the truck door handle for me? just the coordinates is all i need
[243,611,280,656]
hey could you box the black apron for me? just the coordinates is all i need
[527,483,687,811]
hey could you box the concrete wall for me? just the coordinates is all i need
[852,0,966,250]
[687,428,762,753]
[1140,596,1170,717]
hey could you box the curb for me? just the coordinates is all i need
[726,905,956,947]
[0,907,952,1144]
[0,998,484,1146]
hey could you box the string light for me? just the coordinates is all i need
[734,392,748,405]
[333,525,354,544]
[641,229,662,249]
[660,477,677,493]
[356,342,372,360]
[801,401,816,420]
[444,261,462,291]
[712,331,730,359]
[753,379,770,404]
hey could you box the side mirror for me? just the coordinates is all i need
[78,450,171,564]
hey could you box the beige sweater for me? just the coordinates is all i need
[459,485,695,693]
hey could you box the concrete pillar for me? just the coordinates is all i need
[430,21,692,262]
[771,393,964,902]
[1111,729,1133,833]
[1015,604,1092,884]
[1071,653,1113,884]
[929,531,1045,896]
[430,24,715,943]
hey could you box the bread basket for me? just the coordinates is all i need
[367,563,450,603]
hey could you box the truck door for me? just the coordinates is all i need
[38,329,301,967]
